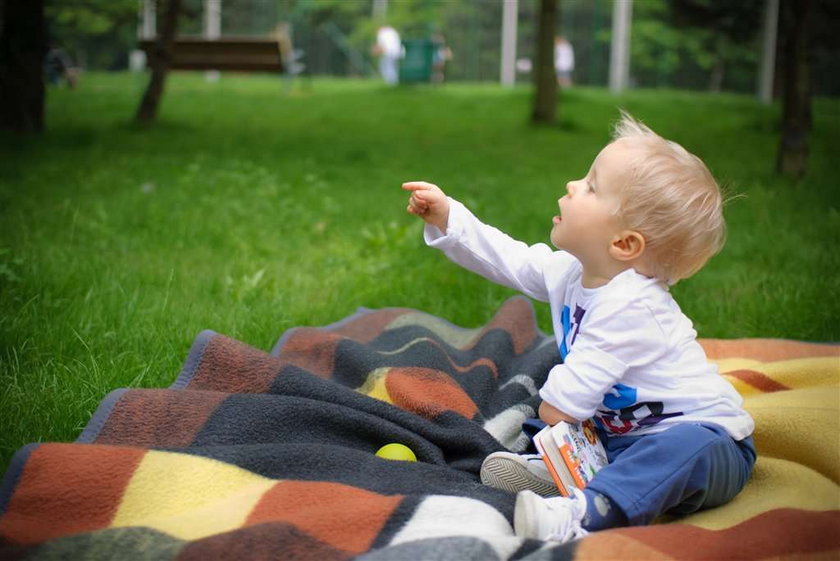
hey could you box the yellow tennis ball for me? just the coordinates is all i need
[375,443,417,462]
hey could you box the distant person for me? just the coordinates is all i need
[431,32,453,84]
[373,25,402,85]
[45,45,78,89]
[274,23,304,93]
[554,36,575,88]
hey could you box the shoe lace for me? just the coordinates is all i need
[544,491,589,542]
[546,523,588,543]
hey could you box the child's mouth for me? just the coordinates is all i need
[553,215,562,225]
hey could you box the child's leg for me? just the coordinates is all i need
[585,423,756,528]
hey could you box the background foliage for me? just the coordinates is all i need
[46,0,137,70]
[46,0,840,95]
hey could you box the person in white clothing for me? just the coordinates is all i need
[554,36,574,87]
[401,112,755,543]
[373,25,402,85]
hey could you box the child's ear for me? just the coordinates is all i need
[610,230,645,261]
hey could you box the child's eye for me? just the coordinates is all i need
[587,182,595,193]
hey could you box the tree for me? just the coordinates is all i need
[0,0,48,133]
[668,0,763,92]
[776,0,813,178]
[46,0,136,70]
[135,0,183,126]
[531,0,558,124]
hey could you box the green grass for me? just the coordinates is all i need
[1,73,838,474]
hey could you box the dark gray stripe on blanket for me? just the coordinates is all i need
[0,443,39,517]
[172,329,217,389]
[75,389,127,444]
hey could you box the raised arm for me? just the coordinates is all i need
[403,181,563,303]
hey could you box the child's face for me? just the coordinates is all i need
[550,140,631,264]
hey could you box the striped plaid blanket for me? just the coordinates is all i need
[1,297,838,560]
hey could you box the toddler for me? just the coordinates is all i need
[402,112,755,543]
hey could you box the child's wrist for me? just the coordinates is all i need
[434,211,449,233]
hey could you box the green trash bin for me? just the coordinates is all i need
[399,39,434,83]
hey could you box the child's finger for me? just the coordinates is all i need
[402,181,436,192]
[407,194,424,211]
[409,196,428,213]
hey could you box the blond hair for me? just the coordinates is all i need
[612,111,725,284]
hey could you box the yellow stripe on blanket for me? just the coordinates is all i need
[713,357,765,373]
[759,357,839,388]
[680,351,840,531]
[718,357,839,397]
[358,367,394,404]
[747,386,839,483]
[111,450,275,540]
[681,456,839,531]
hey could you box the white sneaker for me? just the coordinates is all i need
[514,489,589,542]
[481,452,560,497]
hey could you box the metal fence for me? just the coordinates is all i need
[162,0,838,96]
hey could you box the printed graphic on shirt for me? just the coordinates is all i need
[559,304,586,360]
[595,383,684,434]
[560,306,684,435]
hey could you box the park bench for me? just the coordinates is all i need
[139,37,284,72]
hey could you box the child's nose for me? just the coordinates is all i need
[566,181,577,195]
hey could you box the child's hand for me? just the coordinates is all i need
[539,401,580,426]
[402,181,450,233]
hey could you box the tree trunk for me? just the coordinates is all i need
[135,0,182,126]
[708,36,726,93]
[0,0,47,133]
[531,0,558,124]
[776,0,812,178]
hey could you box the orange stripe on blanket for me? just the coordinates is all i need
[95,389,228,447]
[274,329,342,378]
[188,335,283,393]
[385,367,479,420]
[483,297,541,355]
[581,509,840,561]
[700,338,840,362]
[0,444,145,545]
[329,308,412,343]
[725,369,790,393]
[246,481,403,555]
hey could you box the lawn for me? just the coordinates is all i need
[1,73,838,474]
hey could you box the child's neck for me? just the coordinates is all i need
[580,263,634,289]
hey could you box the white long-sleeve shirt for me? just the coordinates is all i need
[376,26,402,59]
[425,198,754,440]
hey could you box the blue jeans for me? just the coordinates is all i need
[524,420,756,526]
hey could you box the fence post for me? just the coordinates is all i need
[500,0,518,87]
[131,0,156,72]
[204,0,221,81]
[608,0,632,94]
[758,0,779,104]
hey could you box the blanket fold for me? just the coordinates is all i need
[1,297,838,560]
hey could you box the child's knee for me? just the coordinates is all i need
[675,425,752,509]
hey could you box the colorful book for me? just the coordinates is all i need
[533,419,609,497]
